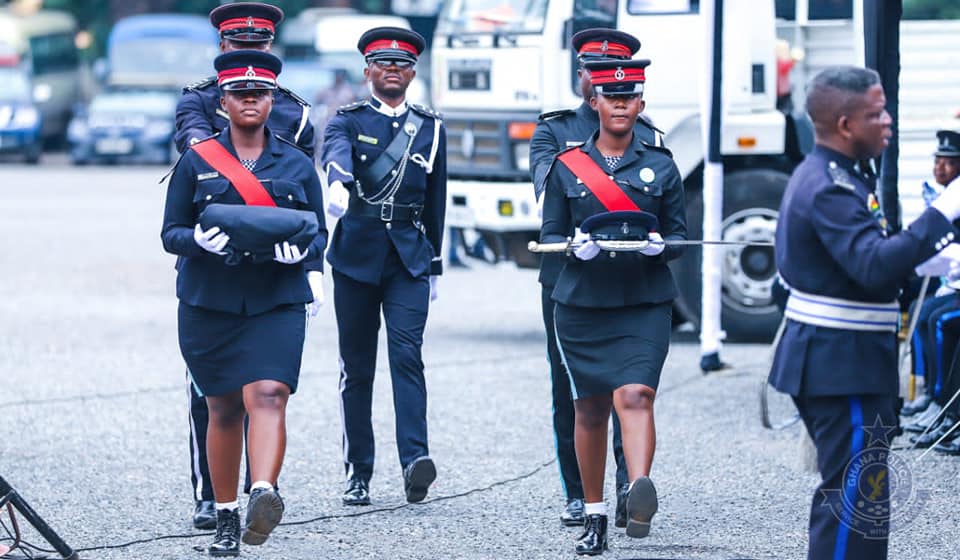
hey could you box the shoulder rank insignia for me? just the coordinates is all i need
[337,100,367,114]
[183,76,216,92]
[410,103,440,118]
[277,85,310,107]
[538,108,575,121]
[828,161,856,191]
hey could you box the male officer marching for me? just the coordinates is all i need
[175,1,315,158]
[321,27,445,506]
[529,28,659,529]
[173,1,317,531]
[769,66,960,559]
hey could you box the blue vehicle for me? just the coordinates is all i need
[104,14,218,87]
[67,88,178,165]
[0,62,42,163]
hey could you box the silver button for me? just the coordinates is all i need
[360,154,367,161]
[243,251,251,256]
[287,194,293,201]
[609,251,616,258]
[393,122,399,128]
[644,186,649,192]
[205,194,212,200]
[936,242,943,250]
[386,223,392,230]
[580,192,586,197]
[950,232,956,240]
[608,175,614,180]
[391,170,397,176]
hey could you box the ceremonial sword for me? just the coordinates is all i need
[528,238,774,253]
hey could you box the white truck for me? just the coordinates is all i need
[432,0,808,340]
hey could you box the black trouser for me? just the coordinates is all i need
[187,372,251,503]
[793,394,897,560]
[333,248,430,483]
[541,286,627,500]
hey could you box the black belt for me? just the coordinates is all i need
[348,200,423,222]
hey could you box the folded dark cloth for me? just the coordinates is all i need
[199,203,318,265]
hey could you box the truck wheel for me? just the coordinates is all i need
[671,168,788,342]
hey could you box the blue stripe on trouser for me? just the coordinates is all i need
[553,306,579,400]
[833,397,864,560]
[912,329,925,382]
[934,310,960,397]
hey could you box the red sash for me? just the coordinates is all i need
[191,139,276,207]
[557,149,640,212]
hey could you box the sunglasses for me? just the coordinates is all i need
[371,59,414,69]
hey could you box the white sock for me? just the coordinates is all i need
[584,502,606,516]
[215,500,239,511]
[250,480,274,492]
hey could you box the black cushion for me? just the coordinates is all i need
[199,203,318,265]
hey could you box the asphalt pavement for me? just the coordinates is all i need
[1,162,958,560]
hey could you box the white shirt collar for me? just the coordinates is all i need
[371,94,408,118]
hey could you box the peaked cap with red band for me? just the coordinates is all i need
[210,2,284,43]
[215,50,282,91]
[584,58,650,96]
[357,26,426,64]
[571,28,641,60]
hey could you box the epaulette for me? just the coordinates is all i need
[410,103,441,118]
[639,142,674,157]
[337,100,367,114]
[188,131,221,148]
[183,76,216,92]
[277,85,311,107]
[538,108,575,121]
[274,133,310,156]
[827,161,856,191]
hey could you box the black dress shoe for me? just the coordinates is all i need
[208,508,240,557]
[901,394,933,417]
[625,477,658,538]
[910,414,959,448]
[575,514,608,556]
[560,498,585,527]
[241,488,284,546]
[342,477,371,506]
[614,483,629,529]
[403,456,437,503]
[935,436,960,455]
[194,500,217,530]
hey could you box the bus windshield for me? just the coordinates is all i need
[437,0,549,34]
[109,38,217,84]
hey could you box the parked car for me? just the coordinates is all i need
[67,88,178,165]
[0,63,42,163]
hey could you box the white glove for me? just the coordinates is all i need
[274,241,308,264]
[639,231,665,257]
[327,180,349,218]
[572,229,600,261]
[194,224,229,255]
[429,275,439,302]
[931,181,960,221]
[307,271,324,316]
[536,193,544,219]
[950,260,960,283]
[915,243,960,276]
[934,283,956,298]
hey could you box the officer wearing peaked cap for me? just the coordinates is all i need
[175,1,315,158]
[173,1,317,533]
[769,67,960,560]
[540,56,686,555]
[528,27,660,530]
[321,26,445,507]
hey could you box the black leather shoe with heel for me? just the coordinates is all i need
[208,508,241,557]
[342,477,371,506]
[575,514,608,556]
[194,500,217,530]
[560,498,585,527]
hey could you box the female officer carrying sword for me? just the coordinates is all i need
[539,58,687,555]
[162,50,326,557]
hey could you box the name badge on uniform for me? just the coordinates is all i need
[358,134,379,145]
[566,141,584,148]
[197,171,219,181]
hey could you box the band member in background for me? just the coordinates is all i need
[540,58,687,555]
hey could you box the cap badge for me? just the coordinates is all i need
[621,222,630,235]
[601,40,609,52]
[639,167,655,183]
[245,66,256,77]
[391,40,399,49]
[614,67,625,81]
[246,16,254,27]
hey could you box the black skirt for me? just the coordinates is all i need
[179,302,307,397]
[554,302,671,399]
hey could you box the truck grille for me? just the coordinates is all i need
[445,116,528,181]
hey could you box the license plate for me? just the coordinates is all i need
[95,137,134,155]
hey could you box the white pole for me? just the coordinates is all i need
[699,0,726,369]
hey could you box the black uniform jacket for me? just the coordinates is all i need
[321,97,446,284]
[161,128,328,316]
[769,145,956,397]
[540,132,686,308]
[175,77,315,159]
[530,102,663,288]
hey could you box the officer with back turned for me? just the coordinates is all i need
[528,28,660,529]
[321,26,446,506]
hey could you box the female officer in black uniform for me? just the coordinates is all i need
[161,50,326,557]
[540,58,686,555]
